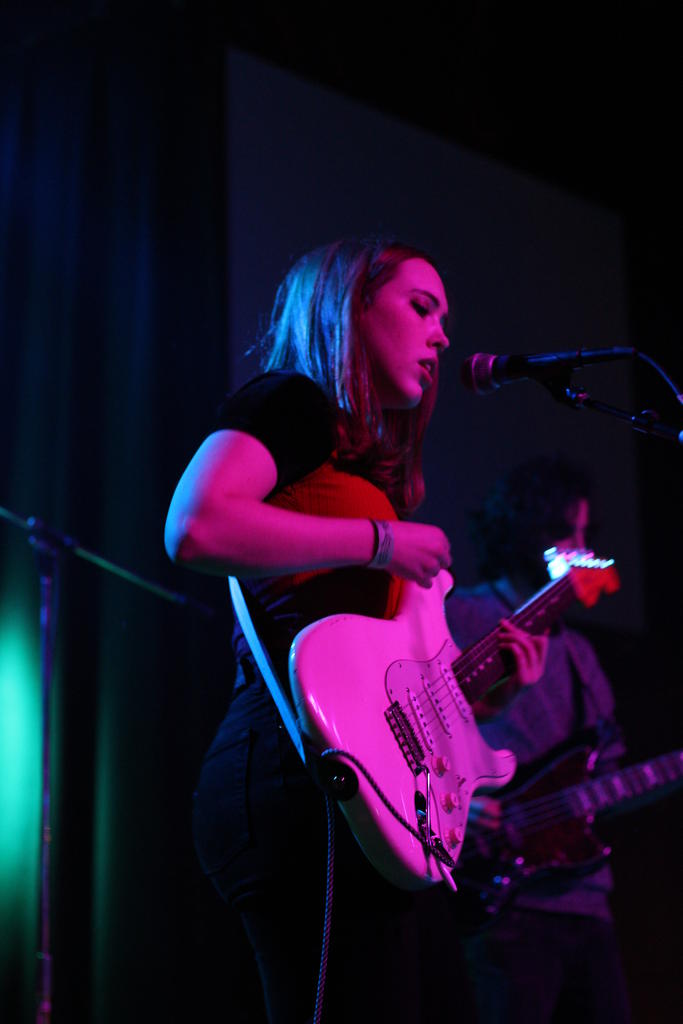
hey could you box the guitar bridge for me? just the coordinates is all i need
[385,700,425,776]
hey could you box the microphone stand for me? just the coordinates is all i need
[541,376,683,446]
[0,504,215,1024]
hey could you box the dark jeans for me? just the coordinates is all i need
[192,680,444,1024]
[463,907,632,1023]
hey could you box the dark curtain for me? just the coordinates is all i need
[1,8,681,1024]
[0,8,256,1022]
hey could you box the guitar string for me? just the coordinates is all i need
[402,573,577,737]
[493,754,683,832]
[452,573,577,666]
[458,794,610,862]
[456,754,683,859]
[446,559,616,701]
[458,792,613,863]
[391,567,619,845]
[416,562,614,734]
[449,573,575,690]
[440,573,575,711]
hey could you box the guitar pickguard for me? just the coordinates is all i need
[383,642,515,873]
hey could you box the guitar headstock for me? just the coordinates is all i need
[544,547,621,607]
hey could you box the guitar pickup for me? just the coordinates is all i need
[439,662,472,723]
[421,669,452,738]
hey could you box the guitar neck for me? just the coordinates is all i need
[455,749,683,921]
[453,574,578,705]
[561,750,683,823]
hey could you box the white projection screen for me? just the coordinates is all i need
[225,49,643,633]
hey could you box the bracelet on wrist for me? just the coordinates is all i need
[367,519,394,569]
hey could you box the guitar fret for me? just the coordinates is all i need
[453,555,620,696]
[452,575,577,704]
[623,767,644,795]
[584,752,683,810]
[662,754,683,782]
[608,778,624,802]
[608,774,631,801]
[588,780,610,808]
[599,778,615,802]
[569,787,595,816]
[456,743,683,926]
[516,593,565,632]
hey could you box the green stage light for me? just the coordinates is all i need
[0,598,41,889]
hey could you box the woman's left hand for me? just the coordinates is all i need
[497,618,548,686]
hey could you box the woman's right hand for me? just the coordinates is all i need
[166,429,453,583]
[385,521,452,588]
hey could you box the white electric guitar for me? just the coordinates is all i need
[289,551,620,891]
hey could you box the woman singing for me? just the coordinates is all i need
[165,238,545,1022]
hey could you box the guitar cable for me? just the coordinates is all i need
[311,747,456,1021]
[228,577,457,1020]
[313,792,335,1024]
[318,747,458,883]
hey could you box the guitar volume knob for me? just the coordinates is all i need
[445,826,464,849]
[433,755,450,776]
[440,792,455,812]
[440,791,461,812]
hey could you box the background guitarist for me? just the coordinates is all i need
[443,453,632,1024]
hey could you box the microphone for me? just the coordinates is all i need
[461,347,636,395]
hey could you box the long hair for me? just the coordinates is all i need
[468,453,594,582]
[261,238,441,516]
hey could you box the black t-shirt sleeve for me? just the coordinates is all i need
[214,371,335,489]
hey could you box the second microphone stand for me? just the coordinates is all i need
[0,505,214,1024]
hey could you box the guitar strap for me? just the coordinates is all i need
[229,577,338,1021]
[228,575,309,766]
